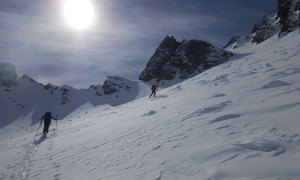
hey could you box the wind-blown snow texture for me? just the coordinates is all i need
[1,29,300,179]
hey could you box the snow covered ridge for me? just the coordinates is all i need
[1,30,300,180]
[0,73,149,128]
[224,0,300,49]
[139,35,233,85]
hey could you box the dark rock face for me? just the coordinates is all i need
[139,36,181,81]
[102,76,132,95]
[44,83,59,95]
[244,0,299,46]
[60,87,70,105]
[224,36,241,49]
[139,36,233,82]
[252,13,280,44]
[277,0,293,34]
[226,0,300,48]
[276,0,300,37]
[102,79,120,95]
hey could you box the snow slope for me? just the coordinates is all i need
[1,31,300,179]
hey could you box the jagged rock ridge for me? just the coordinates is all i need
[139,36,233,82]
[225,0,300,49]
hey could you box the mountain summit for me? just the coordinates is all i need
[139,36,233,84]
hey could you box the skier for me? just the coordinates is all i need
[40,112,58,135]
[149,84,158,97]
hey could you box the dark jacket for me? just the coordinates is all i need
[151,85,157,91]
[41,112,57,124]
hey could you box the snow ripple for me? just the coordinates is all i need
[235,139,285,156]
[210,114,241,124]
[260,80,290,89]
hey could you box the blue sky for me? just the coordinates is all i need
[0,0,277,88]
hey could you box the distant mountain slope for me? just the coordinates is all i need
[0,69,150,128]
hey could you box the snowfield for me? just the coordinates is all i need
[1,31,300,180]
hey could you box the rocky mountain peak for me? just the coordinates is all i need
[102,76,132,95]
[139,36,233,83]
[159,35,181,50]
[139,36,181,82]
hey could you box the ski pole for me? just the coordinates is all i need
[55,115,58,131]
[35,122,42,136]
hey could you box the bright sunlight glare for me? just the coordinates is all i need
[63,0,95,30]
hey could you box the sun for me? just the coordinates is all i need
[63,0,95,30]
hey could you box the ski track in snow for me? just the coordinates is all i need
[8,131,56,180]
[17,142,37,180]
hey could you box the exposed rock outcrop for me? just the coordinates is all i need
[225,0,300,49]
[139,36,233,82]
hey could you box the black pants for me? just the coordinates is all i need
[149,90,156,97]
[43,121,51,134]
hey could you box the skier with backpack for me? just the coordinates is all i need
[149,84,158,97]
[40,112,58,135]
